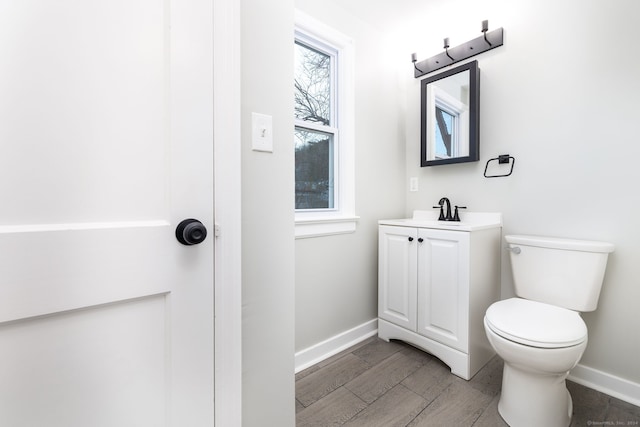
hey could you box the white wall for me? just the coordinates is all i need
[294,0,406,353]
[241,0,296,425]
[400,0,640,387]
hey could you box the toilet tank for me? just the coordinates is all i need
[505,235,615,312]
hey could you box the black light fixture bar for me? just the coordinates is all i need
[412,21,504,78]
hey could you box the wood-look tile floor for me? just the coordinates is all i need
[295,337,640,426]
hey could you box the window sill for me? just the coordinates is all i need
[295,215,359,239]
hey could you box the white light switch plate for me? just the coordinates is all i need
[252,112,273,152]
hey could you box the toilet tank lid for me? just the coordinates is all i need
[485,298,588,348]
[505,235,615,253]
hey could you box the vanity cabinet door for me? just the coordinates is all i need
[416,229,470,352]
[378,226,418,331]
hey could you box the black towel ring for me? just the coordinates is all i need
[484,154,515,178]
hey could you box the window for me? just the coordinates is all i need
[295,128,334,209]
[294,40,335,210]
[294,11,356,238]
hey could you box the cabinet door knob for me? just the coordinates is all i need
[408,237,414,242]
[418,238,424,243]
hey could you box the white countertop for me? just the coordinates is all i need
[379,211,502,232]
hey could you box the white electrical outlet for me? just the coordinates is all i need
[409,177,419,192]
[251,112,273,152]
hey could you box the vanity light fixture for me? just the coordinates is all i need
[411,20,504,78]
[411,52,422,73]
[444,37,454,61]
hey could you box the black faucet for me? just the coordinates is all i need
[436,197,452,221]
[433,197,466,221]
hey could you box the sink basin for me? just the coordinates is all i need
[379,211,502,231]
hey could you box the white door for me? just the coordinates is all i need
[378,225,418,330]
[0,1,215,426]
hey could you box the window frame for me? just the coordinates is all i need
[294,11,357,239]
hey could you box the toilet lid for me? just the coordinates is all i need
[485,298,587,348]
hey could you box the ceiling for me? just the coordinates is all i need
[334,0,439,32]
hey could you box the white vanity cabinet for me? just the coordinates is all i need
[378,212,501,380]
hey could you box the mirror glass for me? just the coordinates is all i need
[421,60,479,166]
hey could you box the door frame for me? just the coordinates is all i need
[213,0,242,425]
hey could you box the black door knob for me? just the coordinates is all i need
[176,219,208,245]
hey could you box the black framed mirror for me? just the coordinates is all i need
[421,60,479,167]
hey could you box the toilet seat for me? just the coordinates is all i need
[485,298,587,348]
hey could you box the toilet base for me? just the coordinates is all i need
[498,362,572,427]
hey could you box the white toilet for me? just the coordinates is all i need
[484,234,614,427]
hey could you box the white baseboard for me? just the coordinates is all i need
[569,363,640,407]
[295,319,378,373]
